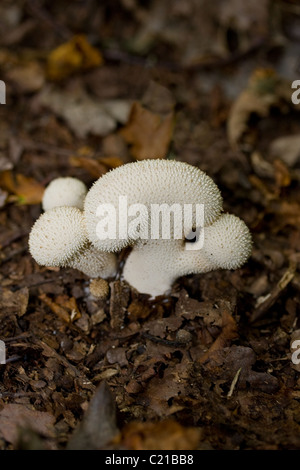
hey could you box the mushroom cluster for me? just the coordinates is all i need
[29,161,252,296]
[29,177,117,278]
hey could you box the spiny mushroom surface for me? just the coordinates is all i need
[42,177,88,211]
[84,159,223,252]
[29,206,116,278]
[82,159,252,296]
[123,213,252,297]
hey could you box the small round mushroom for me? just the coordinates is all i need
[29,206,117,278]
[123,214,252,297]
[42,177,88,211]
[84,159,223,252]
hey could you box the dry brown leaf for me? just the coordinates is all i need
[6,61,45,93]
[0,170,44,205]
[121,420,201,450]
[120,102,174,159]
[227,69,290,149]
[270,135,300,167]
[0,404,55,445]
[39,293,81,323]
[70,153,123,178]
[0,287,29,317]
[47,35,103,81]
[199,303,238,364]
[39,86,131,138]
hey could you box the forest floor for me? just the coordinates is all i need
[1,0,300,450]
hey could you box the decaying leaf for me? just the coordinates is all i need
[67,382,119,450]
[39,293,81,323]
[0,287,29,317]
[120,101,174,159]
[38,86,131,138]
[0,171,44,205]
[227,69,295,149]
[0,404,55,445]
[6,61,45,93]
[269,135,300,167]
[47,35,103,81]
[121,420,201,450]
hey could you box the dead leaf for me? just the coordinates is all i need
[39,86,131,138]
[199,302,238,363]
[0,170,44,205]
[227,69,292,149]
[120,102,174,159]
[39,293,81,323]
[121,420,201,450]
[6,61,45,93]
[47,35,103,81]
[0,404,55,445]
[67,382,119,450]
[0,287,29,317]
[70,152,123,178]
[270,135,300,167]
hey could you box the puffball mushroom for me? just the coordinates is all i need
[83,159,252,297]
[29,206,117,278]
[42,177,88,211]
[123,213,252,297]
[84,159,223,252]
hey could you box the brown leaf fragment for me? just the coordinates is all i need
[199,303,238,363]
[120,102,174,159]
[0,404,55,445]
[227,69,292,149]
[39,293,81,323]
[0,287,29,317]
[47,34,103,81]
[6,61,45,93]
[0,171,44,205]
[67,382,119,450]
[121,420,201,450]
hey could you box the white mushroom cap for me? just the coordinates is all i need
[29,206,117,278]
[42,177,88,211]
[84,159,223,252]
[123,213,252,297]
[192,213,253,271]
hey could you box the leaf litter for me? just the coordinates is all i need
[1,0,300,451]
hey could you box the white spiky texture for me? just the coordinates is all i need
[123,214,252,297]
[29,206,117,278]
[42,177,88,211]
[84,159,223,252]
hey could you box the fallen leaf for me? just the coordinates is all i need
[67,382,119,450]
[121,420,201,450]
[0,404,55,445]
[120,102,174,159]
[47,34,103,81]
[6,61,45,93]
[227,69,292,149]
[199,302,238,363]
[0,287,29,317]
[70,152,124,178]
[270,135,300,167]
[0,170,44,205]
[39,86,131,138]
[39,293,81,323]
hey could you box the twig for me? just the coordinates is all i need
[227,367,242,397]
[250,258,297,323]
